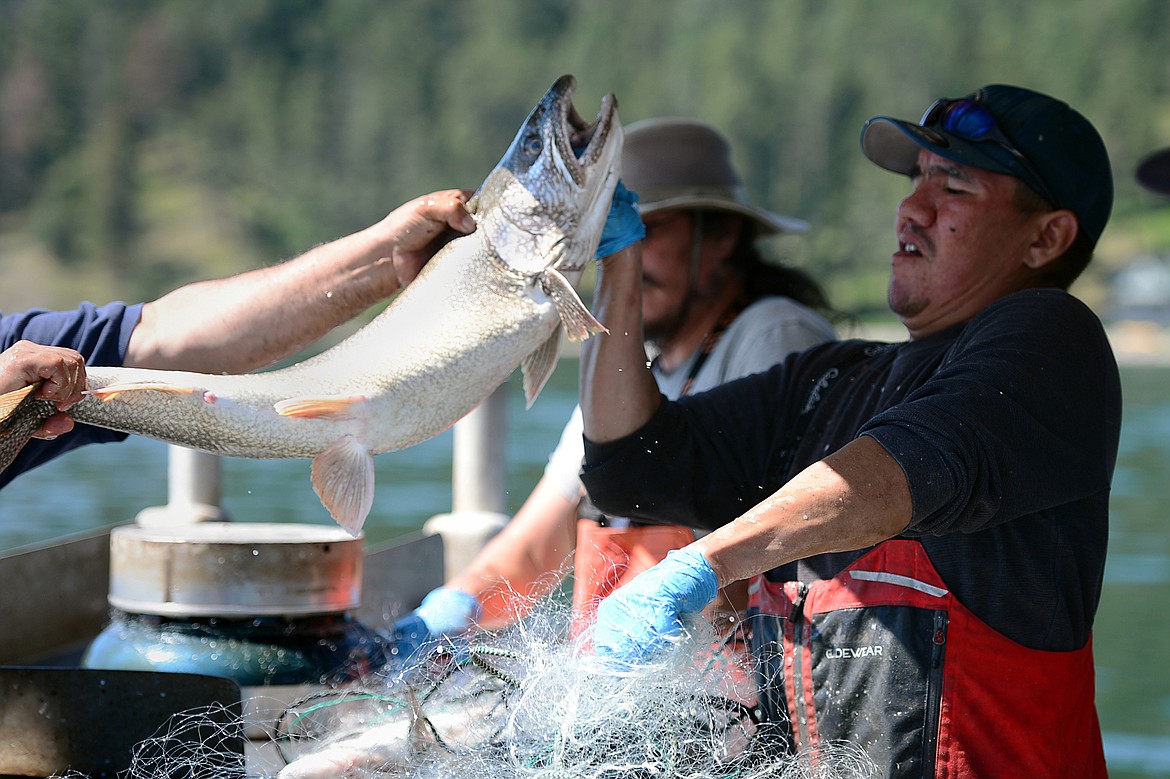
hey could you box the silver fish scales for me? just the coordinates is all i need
[0,75,623,535]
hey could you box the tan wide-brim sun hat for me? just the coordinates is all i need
[622,117,809,235]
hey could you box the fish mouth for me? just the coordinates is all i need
[481,75,623,277]
[550,74,618,188]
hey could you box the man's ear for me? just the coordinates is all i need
[1025,209,1079,269]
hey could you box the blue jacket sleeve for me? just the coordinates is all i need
[0,301,143,486]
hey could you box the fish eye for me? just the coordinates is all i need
[524,134,542,156]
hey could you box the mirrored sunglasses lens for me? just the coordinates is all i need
[939,101,996,141]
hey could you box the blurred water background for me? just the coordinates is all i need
[1,358,1169,776]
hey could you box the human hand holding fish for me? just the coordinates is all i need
[362,188,478,295]
[0,75,624,538]
[0,340,87,439]
[594,179,645,258]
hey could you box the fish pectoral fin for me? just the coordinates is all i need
[520,325,562,408]
[87,382,199,403]
[274,395,365,420]
[540,268,608,341]
[311,435,375,537]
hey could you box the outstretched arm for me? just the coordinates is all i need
[444,475,582,630]
[591,435,912,662]
[695,435,912,587]
[125,189,476,372]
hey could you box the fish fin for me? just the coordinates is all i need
[311,435,375,537]
[0,384,52,474]
[540,268,608,341]
[274,396,364,420]
[521,326,562,408]
[87,382,198,402]
[0,384,38,420]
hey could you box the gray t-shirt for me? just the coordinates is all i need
[543,295,837,501]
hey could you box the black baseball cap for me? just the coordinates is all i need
[1136,147,1170,196]
[860,85,1114,248]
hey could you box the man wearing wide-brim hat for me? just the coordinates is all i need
[393,118,837,651]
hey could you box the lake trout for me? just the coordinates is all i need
[0,74,622,535]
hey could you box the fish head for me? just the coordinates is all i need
[471,74,622,278]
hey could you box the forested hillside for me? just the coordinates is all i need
[3,0,1170,320]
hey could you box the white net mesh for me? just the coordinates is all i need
[53,602,878,779]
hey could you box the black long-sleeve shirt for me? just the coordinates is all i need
[582,289,1121,651]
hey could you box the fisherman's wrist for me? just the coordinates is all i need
[598,242,640,268]
[661,548,720,614]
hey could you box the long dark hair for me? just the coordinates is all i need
[699,209,834,314]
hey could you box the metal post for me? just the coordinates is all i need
[136,446,228,526]
[453,383,508,514]
[423,383,511,579]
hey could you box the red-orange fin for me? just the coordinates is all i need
[87,383,199,403]
[273,395,365,421]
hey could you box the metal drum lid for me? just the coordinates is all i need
[107,522,363,617]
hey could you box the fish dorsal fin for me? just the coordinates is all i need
[311,435,375,536]
[520,325,562,408]
[539,268,608,342]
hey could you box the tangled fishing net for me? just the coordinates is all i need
[55,602,878,779]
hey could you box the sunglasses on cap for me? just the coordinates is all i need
[920,98,1059,207]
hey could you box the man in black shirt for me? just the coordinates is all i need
[580,86,1117,777]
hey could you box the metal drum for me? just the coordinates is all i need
[82,523,389,686]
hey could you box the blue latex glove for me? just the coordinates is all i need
[390,587,481,663]
[595,180,645,258]
[592,547,719,664]
[416,586,482,635]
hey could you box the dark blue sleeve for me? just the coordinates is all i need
[0,301,143,486]
[861,290,1121,536]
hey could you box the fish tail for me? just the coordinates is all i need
[0,383,55,473]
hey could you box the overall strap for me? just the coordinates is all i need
[677,294,749,398]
